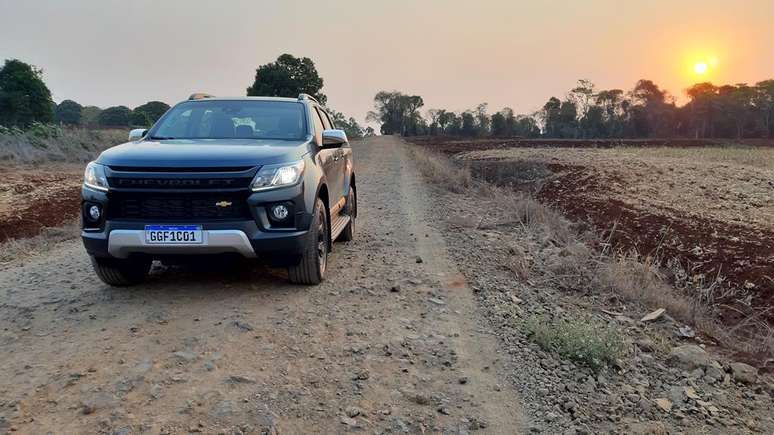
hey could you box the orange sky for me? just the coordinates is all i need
[1,0,772,123]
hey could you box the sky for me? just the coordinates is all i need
[1,0,772,125]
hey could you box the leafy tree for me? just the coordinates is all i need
[595,89,626,137]
[474,103,490,136]
[686,82,718,138]
[501,107,517,136]
[328,108,364,139]
[367,91,424,135]
[558,101,578,138]
[80,106,102,126]
[490,111,507,137]
[753,80,774,138]
[247,54,326,105]
[570,79,595,131]
[515,115,541,138]
[55,99,82,125]
[460,111,477,137]
[98,106,132,127]
[438,110,455,135]
[130,110,151,127]
[717,84,755,138]
[132,101,170,126]
[629,79,677,137]
[541,97,562,137]
[0,59,54,127]
[427,109,443,135]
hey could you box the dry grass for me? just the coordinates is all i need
[407,142,774,362]
[0,125,127,163]
[0,221,79,266]
[407,144,475,193]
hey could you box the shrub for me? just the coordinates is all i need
[525,315,625,372]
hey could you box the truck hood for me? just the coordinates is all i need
[96,138,311,169]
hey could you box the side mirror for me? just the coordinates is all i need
[321,129,348,148]
[128,129,147,141]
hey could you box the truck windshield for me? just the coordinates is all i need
[150,100,307,141]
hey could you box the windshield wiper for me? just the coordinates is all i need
[149,136,177,140]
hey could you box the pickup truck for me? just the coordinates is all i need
[80,93,356,286]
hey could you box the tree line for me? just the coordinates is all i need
[370,78,774,139]
[1,54,369,137]
[0,59,170,129]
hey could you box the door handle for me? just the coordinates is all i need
[333,153,341,162]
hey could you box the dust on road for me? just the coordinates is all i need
[0,136,523,434]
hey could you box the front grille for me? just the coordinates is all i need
[107,177,253,190]
[107,193,252,221]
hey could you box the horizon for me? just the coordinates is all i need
[1,0,772,123]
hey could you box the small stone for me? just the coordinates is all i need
[390,285,401,293]
[654,398,673,413]
[233,320,254,332]
[345,406,362,418]
[641,308,665,322]
[409,393,431,405]
[684,386,700,400]
[340,416,359,427]
[667,345,712,370]
[415,256,423,264]
[459,377,469,385]
[428,298,446,306]
[172,350,198,363]
[729,362,758,384]
[225,375,256,384]
[437,406,451,415]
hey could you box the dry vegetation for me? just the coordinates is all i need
[407,144,773,365]
[0,124,126,163]
[0,222,79,266]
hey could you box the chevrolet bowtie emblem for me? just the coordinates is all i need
[215,201,233,208]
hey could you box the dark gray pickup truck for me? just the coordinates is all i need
[80,93,356,286]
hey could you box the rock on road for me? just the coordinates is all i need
[0,136,523,434]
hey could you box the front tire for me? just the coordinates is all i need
[288,198,328,285]
[90,256,151,286]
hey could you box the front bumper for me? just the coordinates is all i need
[81,180,312,260]
[82,221,308,259]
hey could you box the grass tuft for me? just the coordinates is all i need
[525,315,625,372]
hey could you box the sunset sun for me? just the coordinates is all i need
[693,61,708,75]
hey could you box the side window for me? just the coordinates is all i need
[311,107,325,140]
[316,107,332,130]
[323,110,336,129]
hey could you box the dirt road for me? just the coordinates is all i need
[0,136,523,434]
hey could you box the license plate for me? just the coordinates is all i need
[144,225,203,244]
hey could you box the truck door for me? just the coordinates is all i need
[314,106,345,208]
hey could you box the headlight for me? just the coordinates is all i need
[84,162,109,192]
[250,160,305,191]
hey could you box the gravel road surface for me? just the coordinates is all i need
[0,136,523,434]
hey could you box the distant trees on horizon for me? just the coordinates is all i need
[4,56,773,140]
[371,78,774,140]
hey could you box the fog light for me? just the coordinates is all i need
[271,204,289,221]
[88,205,101,221]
